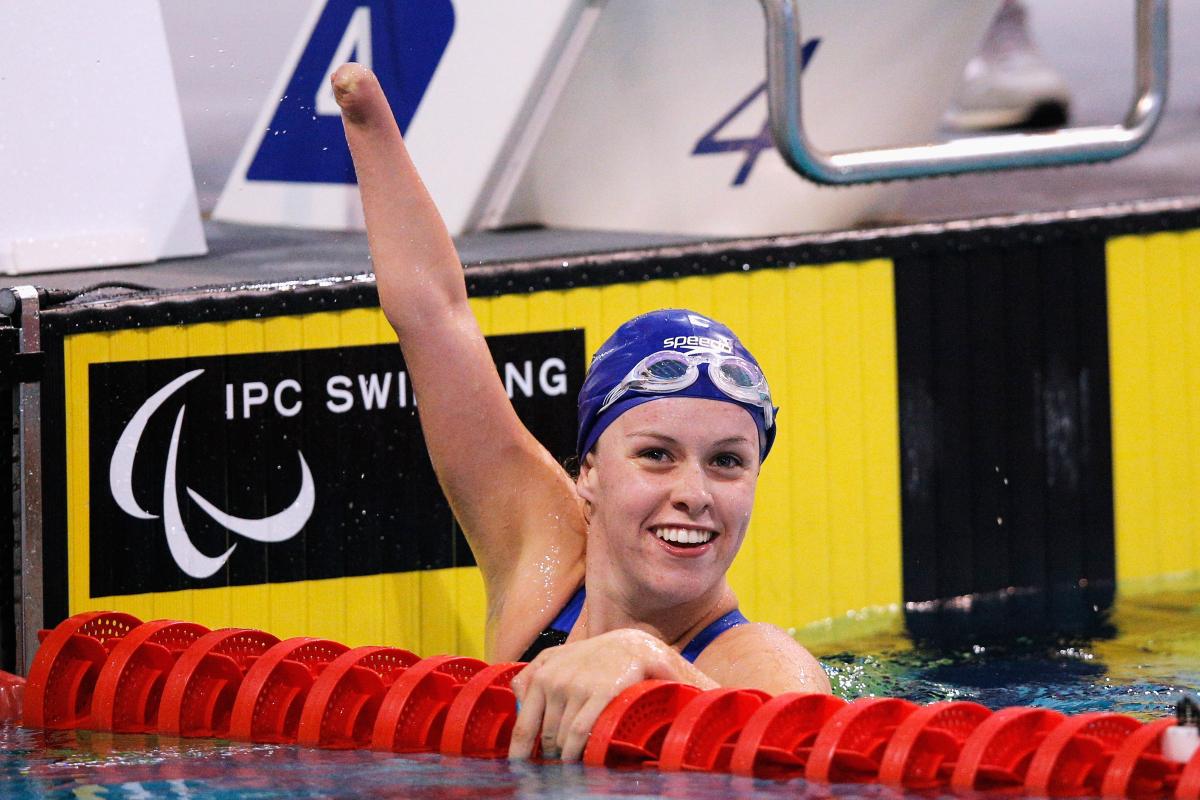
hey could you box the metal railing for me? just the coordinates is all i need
[759,0,1169,183]
[1,319,17,674]
[2,287,43,676]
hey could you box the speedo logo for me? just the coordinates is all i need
[108,369,313,580]
[663,334,733,353]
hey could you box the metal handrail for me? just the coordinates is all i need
[10,286,43,676]
[759,0,1169,184]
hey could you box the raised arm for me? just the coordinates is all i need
[333,64,584,600]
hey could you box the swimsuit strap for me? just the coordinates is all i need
[548,585,586,632]
[517,586,585,663]
[539,586,747,663]
[679,608,749,664]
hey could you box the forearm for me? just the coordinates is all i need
[334,63,466,337]
[333,63,577,575]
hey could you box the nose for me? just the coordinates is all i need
[670,461,713,517]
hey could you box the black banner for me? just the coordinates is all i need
[88,330,584,597]
[895,240,1115,639]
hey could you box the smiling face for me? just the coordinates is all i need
[577,397,760,615]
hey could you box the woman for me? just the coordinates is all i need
[332,63,831,763]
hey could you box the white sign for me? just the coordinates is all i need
[502,0,1002,236]
[0,1,206,274]
[214,0,592,234]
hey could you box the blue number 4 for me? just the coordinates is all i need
[692,38,821,186]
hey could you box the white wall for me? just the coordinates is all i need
[159,0,1200,217]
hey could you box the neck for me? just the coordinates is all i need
[579,553,737,649]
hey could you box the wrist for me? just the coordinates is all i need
[614,628,686,680]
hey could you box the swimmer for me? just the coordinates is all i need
[332,62,831,763]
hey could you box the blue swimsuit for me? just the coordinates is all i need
[518,586,749,663]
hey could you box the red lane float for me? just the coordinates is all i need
[657,687,770,772]
[1024,712,1143,797]
[951,706,1065,792]
[228,637,349,743]
[91,620,211,733]
[296,646,419,749]
[584,680,703,768]
[439,661,526,758]
[19,610,1198,800]
[371,655,487,753]
[23,611,142,729]
[0,670,25,723]
[877,701,993,789]
[806,697,919,783]
[729,692,846,779]
[1177,749,1200,800]
[1100,718,1178,799]
[158,628,281,738]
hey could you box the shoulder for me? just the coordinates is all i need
[692,621,831,696]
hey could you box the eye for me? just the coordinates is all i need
[638,447,671,463]
[712,452,744,469]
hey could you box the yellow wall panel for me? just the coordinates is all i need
[599,283,640,345]
[487,293,528,336]
[673,276,715,323]
[821,264,869,618]
[1108,230,1200,584]
[66,332,110,617]
[743,268,792,627]
[858,261,903,608]
[1183,232,1200,570]
[784,267,833,625]
[636,277,679,316]
[527,289,566,332]
[562,286,603,362]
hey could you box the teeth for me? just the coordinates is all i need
[654,527,714,545]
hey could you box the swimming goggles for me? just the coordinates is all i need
[597,350,774,429]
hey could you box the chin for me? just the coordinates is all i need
[639,569,722,608]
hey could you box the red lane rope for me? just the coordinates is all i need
[657,687,770,772]
[1023,712,1143,796]
[371,654,487,753]
[806,697,919,783]
[296,645,419,749]
[19,612,1195,798]
[158,627,281,738]
[583,679,701,768]
[23,611,142,729]
[228,637,349,743]
[439,662,525,758]
[91,619,211,733]
[1100,719,1178,799]
[729,691,846,779]
[877,700,992,789]
[951,706,1065,792]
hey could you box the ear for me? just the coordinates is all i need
[576,449,599,510]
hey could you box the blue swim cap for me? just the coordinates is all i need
[576,309,777,462]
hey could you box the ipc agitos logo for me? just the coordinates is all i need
[108,370,314,580]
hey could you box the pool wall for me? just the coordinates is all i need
[1107,230,1200,585]
[6,199,1200,667]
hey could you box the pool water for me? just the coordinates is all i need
[2,583,1197,799]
